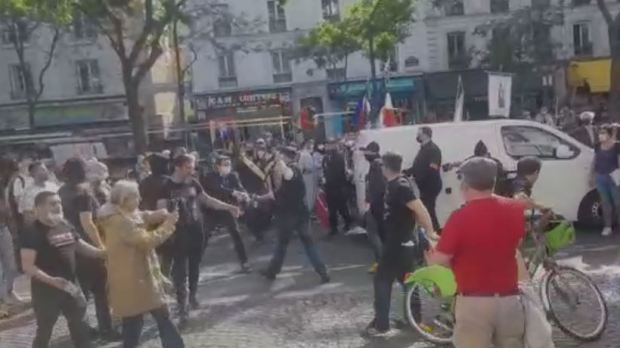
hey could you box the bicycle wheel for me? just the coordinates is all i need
[543,266,608,341]
[404,282,453,345]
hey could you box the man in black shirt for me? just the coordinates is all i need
[21,191,105,348]
[158,154,240,326]
[405,126,442,231]
[365,152,435,337]
[362,142,386,271]
[259,147,330,283]
[322,140,352,236]
[202,155,250,272]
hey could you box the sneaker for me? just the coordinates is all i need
[602,227,613,237]
[361,324,392,338]
[368,263,378,274]
[189,297,201,310]
[259,269,276,281]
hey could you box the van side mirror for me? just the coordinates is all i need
[554,144,574,159]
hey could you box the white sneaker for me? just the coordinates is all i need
[602,227,613,237]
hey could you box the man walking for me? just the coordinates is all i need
[361,142,386,273]
[405,126,442,231]
[322,140,352,236]
[21,191,105,348]
[364,152,435,336]
[259,147,330,283]
[426,158,526,348]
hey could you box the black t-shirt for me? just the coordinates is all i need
[58,184,99,244]
[408,141,442,187]
[274,165,307,217]
[139,174,170,210]
[384,176,417,246]
[162,177,204,229]
[366,158,386,206]
[21,220,79,282]
[511,176,533,198]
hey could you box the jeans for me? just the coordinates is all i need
[595,173,620,228]
[172,228,205,312]
[373,245,415,331]
[31,282,92,348]
[419,185,442,232]
[76,257,113,333]
[0,225,17,300]
[266,215,327,277]
[122,306,184,348]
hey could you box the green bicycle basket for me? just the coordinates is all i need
[544,221,576,253]
[404,265,457,298]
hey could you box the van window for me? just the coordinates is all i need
[501,126,579,159]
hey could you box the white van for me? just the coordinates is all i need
[354,119,597,226]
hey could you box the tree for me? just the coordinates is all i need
[0,0,72,129]
[596,0,620,118]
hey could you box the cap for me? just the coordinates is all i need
[277,145,298,159]
[457,157,497,189]
[361,141,380,154]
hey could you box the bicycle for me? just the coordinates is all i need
[403,217,608,345]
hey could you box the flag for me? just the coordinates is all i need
[380,92,397,127]
[453,75,464,122]
[299,107,314,130]
[488,72,512,118]
[353,96,370,130]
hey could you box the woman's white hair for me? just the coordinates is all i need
[109,180,139,206]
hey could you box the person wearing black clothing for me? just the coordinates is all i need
[58,158,117,341]
[157,154,240,326]
[202,156,250,272]
[361,142,386,270]
[365,152,435,337]
[21,191,105,348]
[322,141,352,235]
[259,147,330,283]
[404,126,442,231]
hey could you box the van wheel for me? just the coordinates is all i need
[578,190,603,228]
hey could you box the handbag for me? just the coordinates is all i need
[519,283,555,348]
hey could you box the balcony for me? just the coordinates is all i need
[572,0,590,6]
[218,76,238,88]
[273,72,292,83]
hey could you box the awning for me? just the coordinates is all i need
[568,58,611,93]
[328,76,418,100]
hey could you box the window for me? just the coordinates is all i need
[2,22,29,45]
[531,0,550,8]
[271,50,292,83]
[9,64,32,100]
[447,31,466,69]
[490,0,509,13]
[572,0,590,6]
[76,59,103,94]
[573,23,592,56]
[268,0,287,33]
[218,52,237,88]
[322,0,340,21]
[326,67,346,80]
[381,48,398,73]
[213,4,232,37]
[501,126,579,159]
[444,0,464,16]
[73,12,97,40]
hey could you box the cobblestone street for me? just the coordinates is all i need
[1,226,619,348]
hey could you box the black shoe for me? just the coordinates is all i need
[259,269,276,281]
[320,274,331,284]
[189,296,201,310]
[100,329,122,342]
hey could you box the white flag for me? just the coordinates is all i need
[453,76,464,122]
[488,73,512,118]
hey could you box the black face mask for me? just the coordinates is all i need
[416,136,423,143]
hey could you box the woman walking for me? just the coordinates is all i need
[98,180,184,347]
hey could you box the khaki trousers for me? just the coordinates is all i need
[454,295,525,348]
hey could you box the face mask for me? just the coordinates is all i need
[416,136,423,144]
[220,166,231,176]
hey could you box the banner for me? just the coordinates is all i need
[453,76,464,122]
[488,73,512,118]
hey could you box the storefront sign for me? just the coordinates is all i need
[196,89,292,111]
[328,77,417,99]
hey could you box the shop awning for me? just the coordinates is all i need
[568,58,611,93]
[328,76,418,100]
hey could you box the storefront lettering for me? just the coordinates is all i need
[199,90,291,110]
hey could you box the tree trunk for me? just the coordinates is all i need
[368,35,379,126]
[172,20,188,146]
[609,25,620,121]
[126,83,148,154]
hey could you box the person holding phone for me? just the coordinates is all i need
[21,191,106,348]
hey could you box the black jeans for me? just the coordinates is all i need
[325,186,351,233]
[266,214,327,277]
[172,228,205,311]
[419,185,441,231]
[31,282,92,348]
[373,245,415,331]
[122,306,184,348]
[213,210,248,265]
[76,257,113,333]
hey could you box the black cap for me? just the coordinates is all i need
[457,157,497,190]
[361,141,380,154]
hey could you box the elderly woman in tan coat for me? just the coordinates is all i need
[98,180,184,348]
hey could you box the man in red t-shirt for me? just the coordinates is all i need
[426,157,526,348]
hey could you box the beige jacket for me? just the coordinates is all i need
[98,205,174,318]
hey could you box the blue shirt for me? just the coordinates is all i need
[594,143,620,175]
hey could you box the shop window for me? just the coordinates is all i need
[322,0,340,21]
[447,31,467,69]
[490,0,509,13]
[444,0,464,16]
[213,4,232,37]
[9,63,31,100]
[218,52,237,88]
[76,59,103,95]
[268,0,287,33]
[573,23,592,56]
[272,50,292,83]
[73,12,97,40]
[2,21,29,45]
[501,126,579,159]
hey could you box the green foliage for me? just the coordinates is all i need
[0,0,73,25]
[294,18,359,69]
